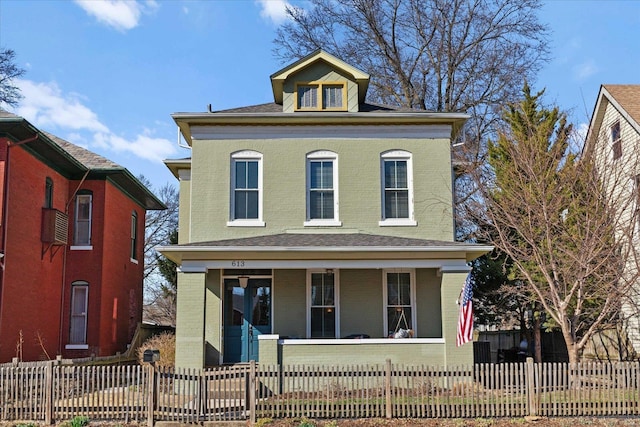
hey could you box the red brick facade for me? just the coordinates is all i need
[0,115,163,362]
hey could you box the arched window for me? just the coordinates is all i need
[305,150,341,226]
[130,211,138,260]
[228,150,264,226]
[44,177,53,209]
[380,150,416,226]
[69,281,89,347]
[74,191,92,246]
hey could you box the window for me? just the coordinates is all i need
[44,177,53,209]
[229,151,264,226]
[611,121,622,160]
[74,192,92,246]
[296,82,345,111]
[635,175,640,230]
[383,270,415,337]
[308,270,338,338]
[305,151,340,226]
[69,281,88,347]
[380,151,416,226]
[130,211,138,261]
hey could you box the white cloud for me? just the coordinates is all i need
[573,60,598,82]
[74,0,158,32]
[93,132,176,163]
[256,0,292,25]
[14,78,178,164]
[16,80,109,133]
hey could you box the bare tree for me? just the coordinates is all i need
[473,85,640,363]
[275,0,549,143]
[275,0,551,323]
[138,176,179,325]
[0,48,26,107]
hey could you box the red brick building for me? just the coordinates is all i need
[0,111,165,362]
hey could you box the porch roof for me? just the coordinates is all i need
[156,233,492,271]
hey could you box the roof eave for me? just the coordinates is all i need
[156,244,493,264]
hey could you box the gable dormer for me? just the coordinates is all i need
[270,50,370,113]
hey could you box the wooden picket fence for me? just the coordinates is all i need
[1,359,640,425]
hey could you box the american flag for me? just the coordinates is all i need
[456,274,474,347]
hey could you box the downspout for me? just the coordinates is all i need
[57,169,91,355]
[0,135,39,350]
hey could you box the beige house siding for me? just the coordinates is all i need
[590,86,640,355]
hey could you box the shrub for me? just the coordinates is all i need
[136,331,175,368]
[69,416,89,427]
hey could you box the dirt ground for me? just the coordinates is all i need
[260,417,640,426]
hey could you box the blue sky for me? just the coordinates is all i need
[1,0,639,190]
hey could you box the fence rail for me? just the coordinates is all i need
[1,359,640,425]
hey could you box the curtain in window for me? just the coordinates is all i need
[309,160,334,219]
[298,85,318,108]
[323,85,343,108]
[384,160,409,218]
[234,160,259,219]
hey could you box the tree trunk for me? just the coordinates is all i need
[533,315,542,363]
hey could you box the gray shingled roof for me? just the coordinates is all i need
[177,233,479,248]
[43,131,122,170]
[213,102,435,114]
[0,111,165,210]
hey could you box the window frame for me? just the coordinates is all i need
[130,211,138,262]
[305,151,341,226]
[228,151,265,227]
[67,281,89,349]
[379,150,416,226]
[306,269,340,339]
[382,269,417,338]
[611,121,622,160]
[295,81,347,111]
[44,177,53,209]
[72,192,93,248]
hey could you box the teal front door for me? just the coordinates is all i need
[223,278,271,363]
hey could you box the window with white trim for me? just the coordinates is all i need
[74,192,92,246]
[229,151,264,226]
[305,151,340,226]
[296,82,345,111]
[69,281,89,345]
[383,270,415,337]
[308,270,339,338]
[380,151,415,226]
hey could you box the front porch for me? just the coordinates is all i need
[158,233,492,369]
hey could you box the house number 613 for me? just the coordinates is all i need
[231,260,245,267]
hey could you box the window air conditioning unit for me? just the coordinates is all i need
[42,208,69,245]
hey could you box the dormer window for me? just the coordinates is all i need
[296,82,345,111]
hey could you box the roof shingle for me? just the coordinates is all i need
[604,85,640,126]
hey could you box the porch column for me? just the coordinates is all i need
[175,271,206,369]
[440,271,473,367]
